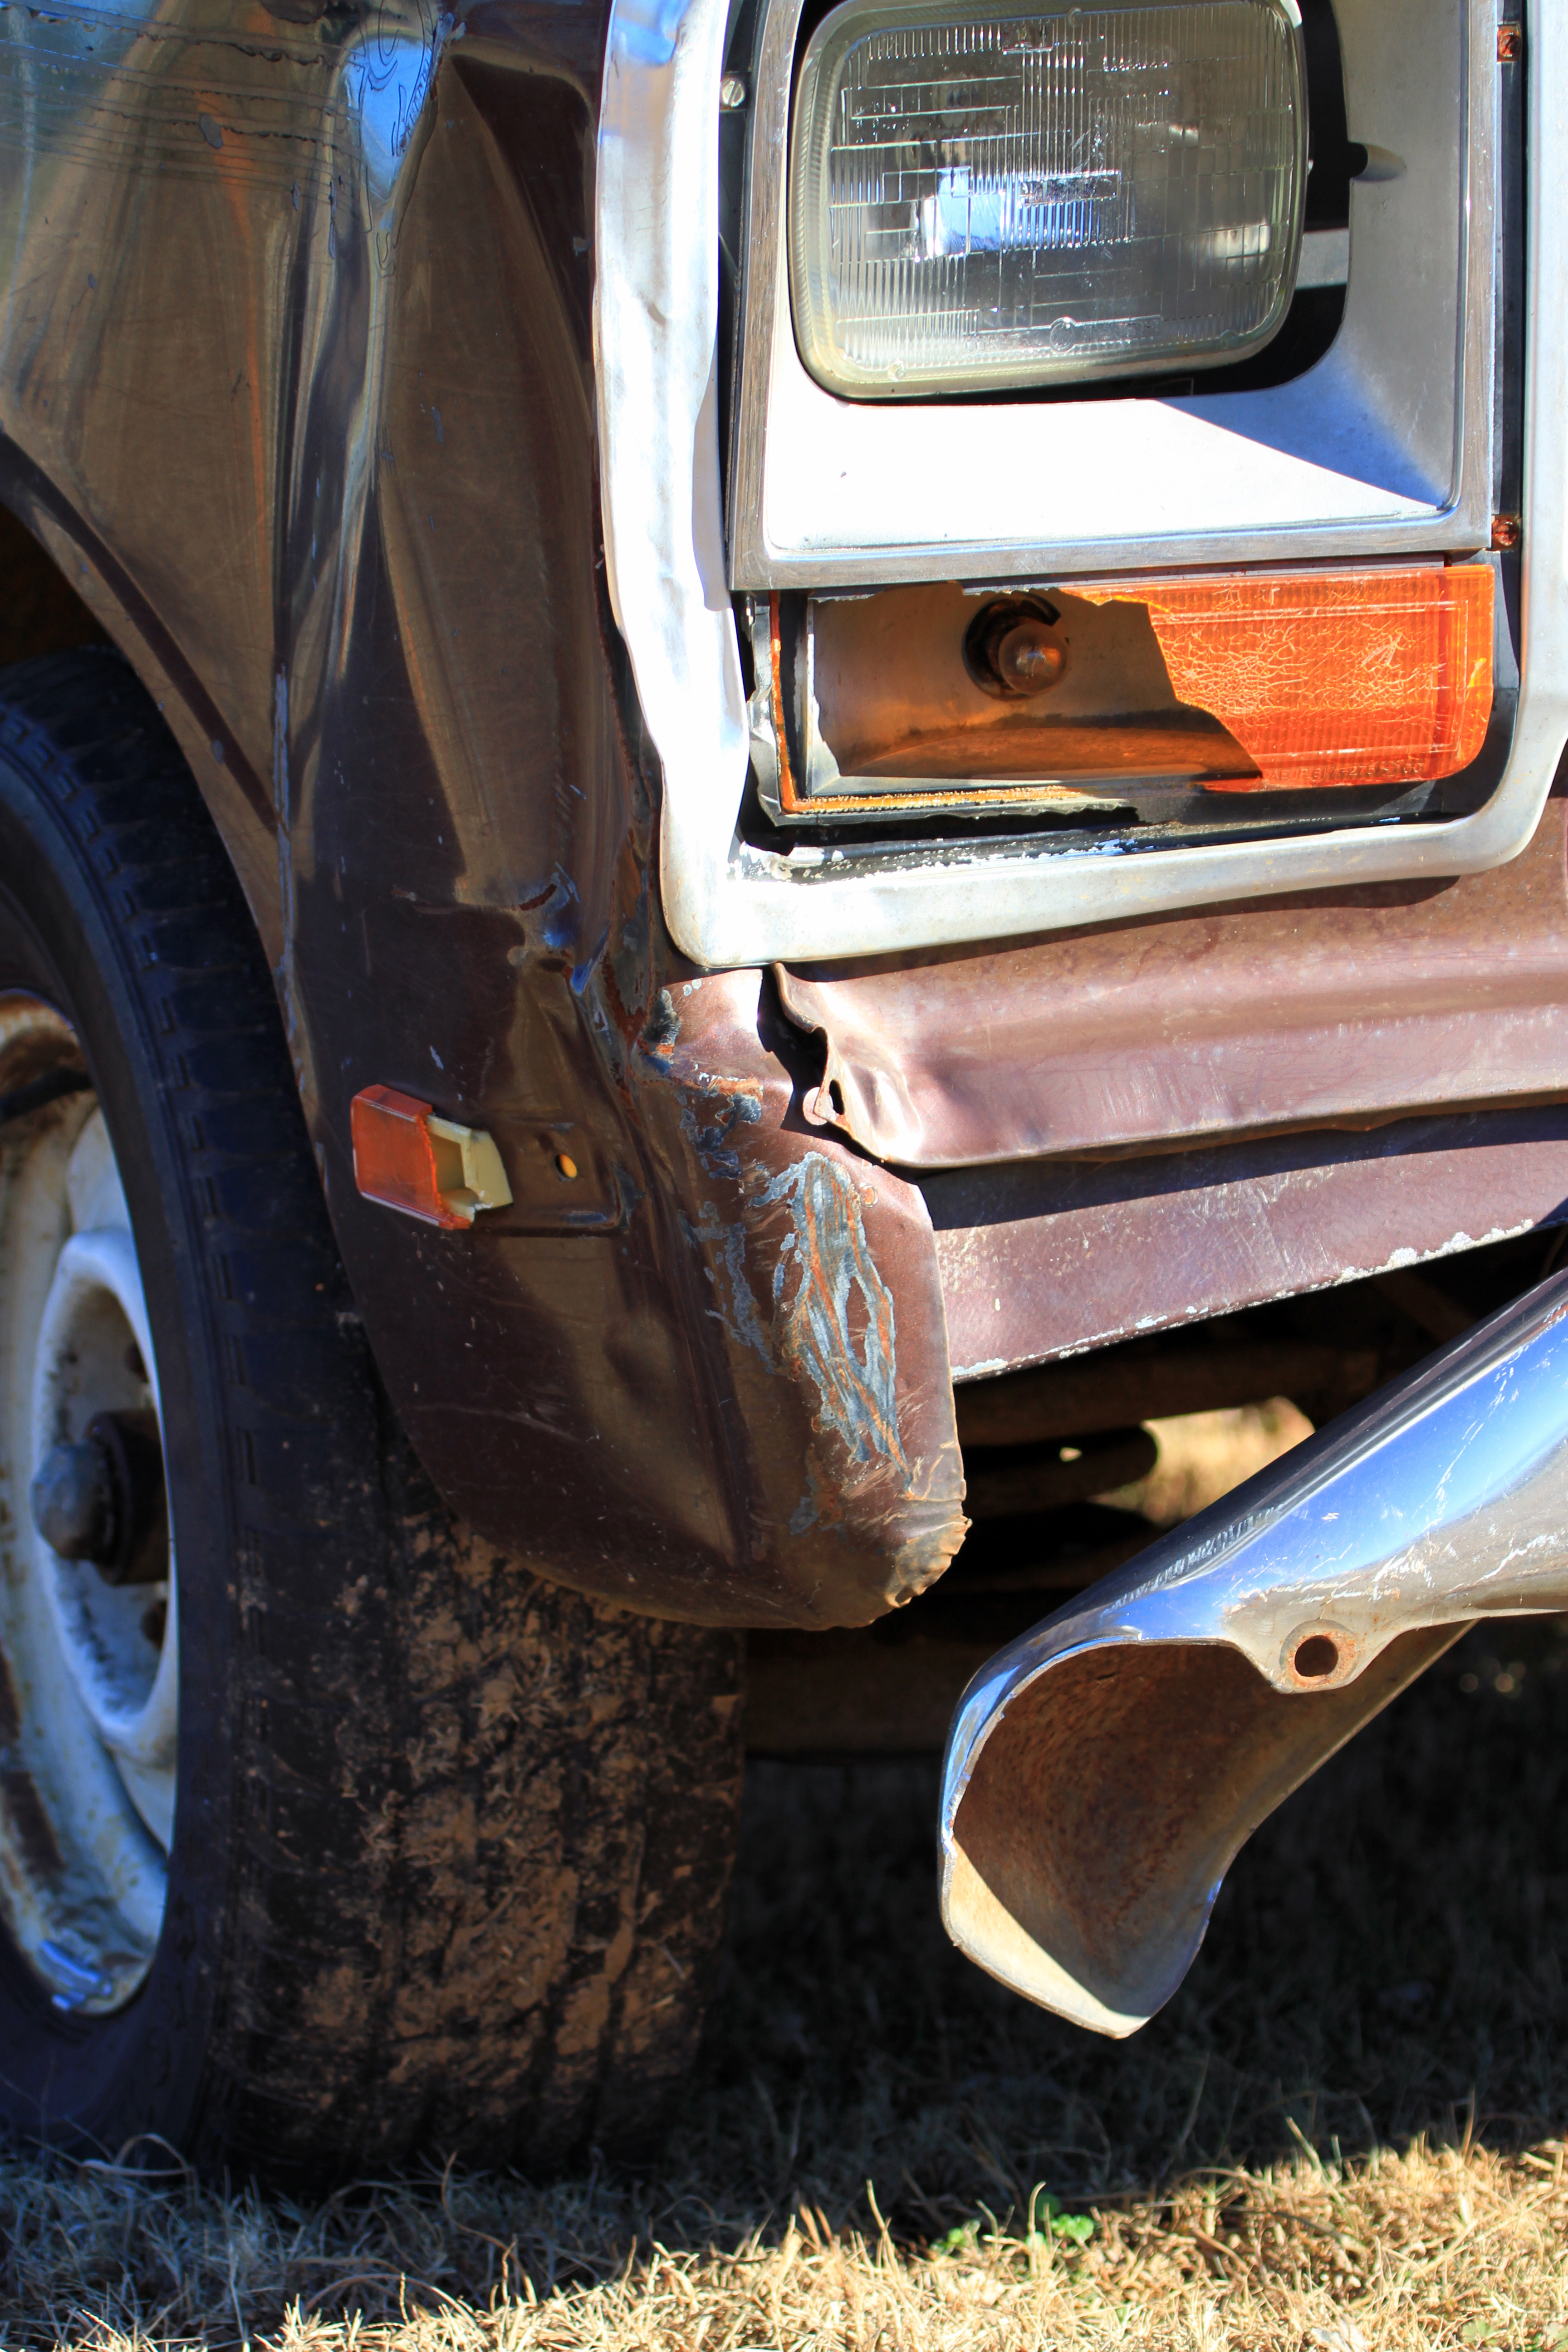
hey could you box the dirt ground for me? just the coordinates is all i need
[5,1411,1568,2349]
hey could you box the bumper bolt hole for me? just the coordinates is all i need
[1293,1633,1340,1680]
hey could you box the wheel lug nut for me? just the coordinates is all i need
[30,1441,115,1562]
[30,1409,166,1583]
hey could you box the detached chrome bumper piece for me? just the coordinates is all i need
[939,1268,1568,2036]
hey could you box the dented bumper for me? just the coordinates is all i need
[938,1267,1568,2032]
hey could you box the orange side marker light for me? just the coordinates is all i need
[351,1084,513,1229]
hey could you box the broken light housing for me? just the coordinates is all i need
[789,0,1308,397]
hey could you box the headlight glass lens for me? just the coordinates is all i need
[789,0,1307,397]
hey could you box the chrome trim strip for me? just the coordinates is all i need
[594,0,749,839]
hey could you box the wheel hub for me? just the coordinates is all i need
[31,1409,167,1583]
[0,993,176,2012]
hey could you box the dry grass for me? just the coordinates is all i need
[8,2135,1568,2350]
[8,1411,1568,2347]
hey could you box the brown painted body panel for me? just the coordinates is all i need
[927,1102,1568,1379]
[778,793,1568,1169]
[0,0,1553,1628]
[325,962,966,1625]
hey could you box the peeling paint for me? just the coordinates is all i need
[690,1202,769,1367]
[1335,1222,1540,1283]
[679,1080,763,1183]
[753,1153,907,1474]
[935,1112,1568,1385]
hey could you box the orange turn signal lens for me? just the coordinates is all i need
[351,1085,514,1230]
[352,1085,471,1229]
[1086,563,1494,792]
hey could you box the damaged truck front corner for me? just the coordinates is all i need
[0,0,1560,2182]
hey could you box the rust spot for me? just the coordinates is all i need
[1282,1622,1360,1688]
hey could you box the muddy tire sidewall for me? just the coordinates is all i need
[0,723,232,2149]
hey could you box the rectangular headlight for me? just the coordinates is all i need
[789,0,1307,397]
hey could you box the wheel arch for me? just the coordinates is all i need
[0,464,283,974]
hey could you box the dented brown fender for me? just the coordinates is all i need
[0,0,970,1627]
[310,952,968,1628]
[624,970,966,1620]
[317,946,968,1627]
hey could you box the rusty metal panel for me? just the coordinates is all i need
[778,794,1568,1170]
[926,1104,1568,1378]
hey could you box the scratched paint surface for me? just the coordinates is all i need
[926,1104,1568,1380]
[756,1152,907,1476]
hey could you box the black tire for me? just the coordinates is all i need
[0,647,744,2178]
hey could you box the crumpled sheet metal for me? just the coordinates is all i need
[940,1266,1568,2033]
[625,967,968,1627]
[775,797,1568,1171]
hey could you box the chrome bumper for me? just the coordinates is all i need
[939,1267,1568,2033]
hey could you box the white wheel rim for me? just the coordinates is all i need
[0,993,175,2011]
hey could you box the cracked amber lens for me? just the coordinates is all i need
[1086,565,1496,791]
[789,0,1306,397]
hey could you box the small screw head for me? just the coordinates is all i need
[1497,22,1522,62]
[719,71,747,109]
[1492,511,1522,550]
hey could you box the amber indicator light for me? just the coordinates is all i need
[1086,563,1494,793]
[351,1084,473,1230]
[773,564,1495,818]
